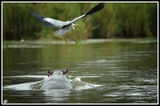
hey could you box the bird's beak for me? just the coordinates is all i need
[76,24,80,26]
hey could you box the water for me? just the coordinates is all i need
[2,39,158,104]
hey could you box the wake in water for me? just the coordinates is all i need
[3,75,102,91]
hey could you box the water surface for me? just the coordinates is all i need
[2,39,158,104]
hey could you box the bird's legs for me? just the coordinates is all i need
[67,29,77,44]
[67,35,77,44]
[63,36,68,44]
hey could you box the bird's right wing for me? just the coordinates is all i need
[31,11,66,28]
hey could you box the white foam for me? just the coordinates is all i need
[3,76,102,91]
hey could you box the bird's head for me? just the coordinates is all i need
[73,22,80,26]
[71,22,80,30]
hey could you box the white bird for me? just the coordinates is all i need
[31,3,105,44]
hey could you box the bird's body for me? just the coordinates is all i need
[31,3,105,44]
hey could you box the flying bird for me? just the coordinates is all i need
[31,3,105,44]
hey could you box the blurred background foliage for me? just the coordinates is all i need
[3,2,157,41]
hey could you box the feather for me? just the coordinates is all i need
[85,3,105,16]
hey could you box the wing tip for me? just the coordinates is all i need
[85,3,105,16]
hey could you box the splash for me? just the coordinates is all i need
[3,75,102,91]
[71,76,102,90]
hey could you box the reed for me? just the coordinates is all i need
[3,3,157,40]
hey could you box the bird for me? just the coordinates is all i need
[31,3,105,44]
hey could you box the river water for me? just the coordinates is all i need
[2,39,158,104]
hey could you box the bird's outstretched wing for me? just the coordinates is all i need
[71,3,105,22]
[31,10,67,28]
[85,3,105,16]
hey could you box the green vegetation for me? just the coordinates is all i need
[3,2,157,41]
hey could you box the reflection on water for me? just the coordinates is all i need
[42,89,71,103]
[3,39,157,104]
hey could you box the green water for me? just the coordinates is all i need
[2,39,157,104]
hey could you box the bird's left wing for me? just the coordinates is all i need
[71,3,105,23]
[85,3,105,16]
[71,14,86,23]
[31,11,67,28]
